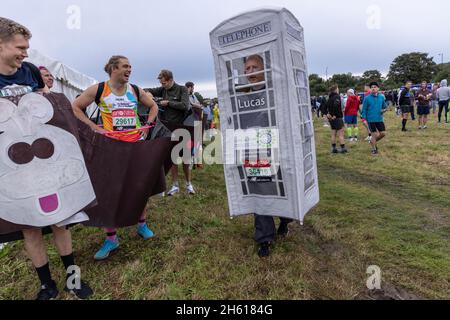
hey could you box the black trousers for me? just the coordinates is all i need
[254,215,293,244]
[438,100,449,123]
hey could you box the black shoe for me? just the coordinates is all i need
[36,280,59,300]
[371,149,379,155]
[331,148,338,154]
[64,280,93,300]
[402,128,408,132]
[340,148,348,154]
[277,223,289,238]
[258,242,271,258]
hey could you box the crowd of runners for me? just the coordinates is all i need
[312,79,450,155]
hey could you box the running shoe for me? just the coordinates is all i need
[36,280,59,300]
[64,280,93,300]
[137,224,155,240]
[94,239,119,261]
[277,223,289,238]
[186,183,196,195]
[258,242,271,258]
[167,185,180,196]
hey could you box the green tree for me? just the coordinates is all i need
[433,63,450,83]
[328,73,357,91]
[387,52,437,84]
[194,92,204,104]
[382,77,401,90]
[308,74,327,96]
[362,70,382,84]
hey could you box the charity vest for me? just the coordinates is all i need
[98,82,141,142]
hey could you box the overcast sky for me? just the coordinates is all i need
[2,0,450,97]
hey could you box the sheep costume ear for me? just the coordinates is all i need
[0,93,54,135]
[0,98,17,132]
[17,93,54,124]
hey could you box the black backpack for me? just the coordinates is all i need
[89,82,141,124]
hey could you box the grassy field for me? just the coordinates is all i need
[1,109,449,300]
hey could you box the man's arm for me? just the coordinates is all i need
[343,98,350,114]
[72,84,107,133]
[145,87,163,97]
[322,98,329,117]
[191,95,203,111]
[138,87,158,123]
[361,98,368,119]
[398,90,403,105]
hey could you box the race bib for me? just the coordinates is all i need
[112,109,137,131]
[246,167,273,177]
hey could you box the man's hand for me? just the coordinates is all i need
[141,128,150,140]
[160,100,170,107]
[94,126,108,134]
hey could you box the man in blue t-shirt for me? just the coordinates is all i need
[361,82,388,155]
[0,17,92,300]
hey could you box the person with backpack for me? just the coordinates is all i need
[72,55,159,260]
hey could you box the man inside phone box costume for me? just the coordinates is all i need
[210,8,319,257]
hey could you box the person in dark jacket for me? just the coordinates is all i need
[146,70,190,125]
[398,80,415,132]
[323,85,347,154]
[146,70,194,196]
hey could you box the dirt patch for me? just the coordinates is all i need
[358,283,423,300]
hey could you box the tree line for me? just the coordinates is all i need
[309,52,450,97]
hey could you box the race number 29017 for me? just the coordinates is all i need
[220,304,273,316]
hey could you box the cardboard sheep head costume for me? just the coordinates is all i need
[210,8,319,223]
[0,93,95,227]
